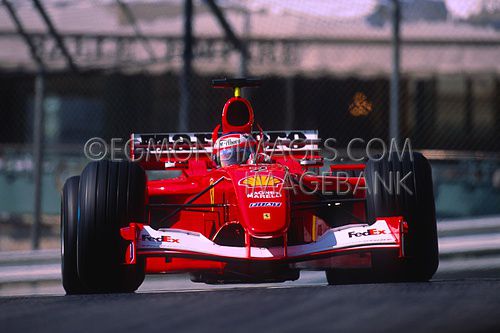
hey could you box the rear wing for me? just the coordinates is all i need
[131,130,321,170]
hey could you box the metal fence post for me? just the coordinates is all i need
[285,77,295,130]
[178,0,193,132]
[239,8,250,78]
[32,70,45,250]
[389,0,401,143]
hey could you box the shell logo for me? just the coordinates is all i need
[238,175,283,188]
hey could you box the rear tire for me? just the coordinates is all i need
[61,176,87,294]
[77,160,146,293]
[326,152,438,284]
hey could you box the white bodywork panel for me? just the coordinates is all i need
[137,219,398,261]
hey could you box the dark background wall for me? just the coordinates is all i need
[0,71,499,152]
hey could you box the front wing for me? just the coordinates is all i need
[120,217,405,264]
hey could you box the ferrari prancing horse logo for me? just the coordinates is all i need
[263,213,271,220]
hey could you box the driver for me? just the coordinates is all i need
[213,133,256,167]
[211,79,271,167]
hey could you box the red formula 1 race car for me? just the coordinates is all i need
[61,78,438,294]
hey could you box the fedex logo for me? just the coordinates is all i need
[142,235,180,243]
[348,229,386,238]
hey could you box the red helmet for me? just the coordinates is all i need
[213,133,256,167]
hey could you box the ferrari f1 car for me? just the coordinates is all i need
[61,78,438,294]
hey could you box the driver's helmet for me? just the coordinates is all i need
[214,133,256,167]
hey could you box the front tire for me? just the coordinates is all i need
[326,152,439,284]
[77,160,147,293]
[61,176,87,294]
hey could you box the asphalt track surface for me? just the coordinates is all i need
[1,277,500,333]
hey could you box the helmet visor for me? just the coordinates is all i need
[219,145,254,167]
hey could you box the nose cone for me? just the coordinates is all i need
[228,166,289,237]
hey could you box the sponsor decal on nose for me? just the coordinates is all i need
[249,202,282,208]
[246,191,282,199]
[239,175,283,187]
